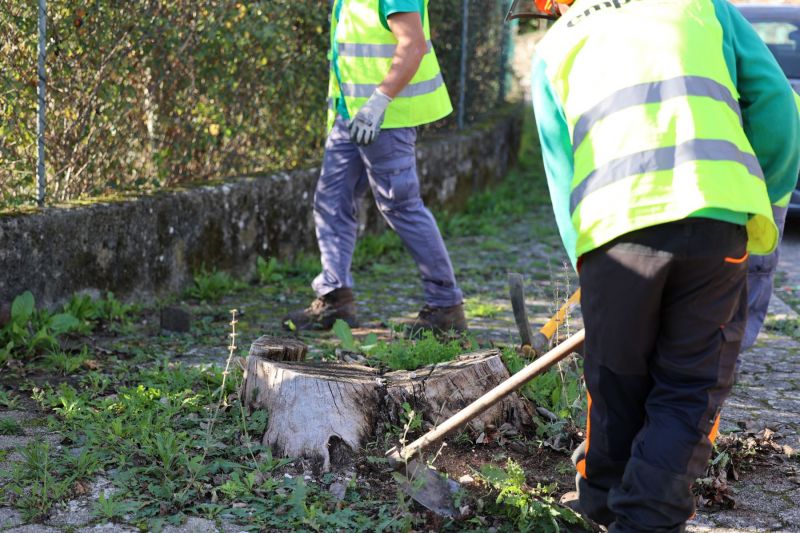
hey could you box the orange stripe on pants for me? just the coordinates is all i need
[708,413,721,443]
[724,251,749,264]
[577,391,592,479]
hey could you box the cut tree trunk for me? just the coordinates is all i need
[243,341,534,473]
[248,335,308,362]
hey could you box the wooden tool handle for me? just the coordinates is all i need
[390,328,586,462]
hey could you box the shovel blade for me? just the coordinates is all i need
[397,459,462,518]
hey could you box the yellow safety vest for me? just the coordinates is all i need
[536,0,779,256]
[327,0,453,131]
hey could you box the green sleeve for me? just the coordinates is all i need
[379,0,424,30]
[530,54,578,269]
[713,0,800,206]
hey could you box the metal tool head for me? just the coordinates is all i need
[509,272,535,348]
[396,458,462,517]
[386,447,462,517]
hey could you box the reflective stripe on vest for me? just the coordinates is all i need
[572,76,743,150]
[337,40,433,58]
[326,0,452,130]
[535,0,778,256]
[340,72,445,98]
[570,139,764,214]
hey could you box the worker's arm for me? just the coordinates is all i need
[714,0,800,204]
[379,12,427,98]
[530,54,579,269]
[348,8,426,145]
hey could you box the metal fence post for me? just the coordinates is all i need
[457,0,469,130]
[499,0,512,103]
[37,0,47,207]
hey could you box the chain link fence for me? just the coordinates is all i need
[0,0,514,210]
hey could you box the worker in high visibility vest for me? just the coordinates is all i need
[509,0,800,529]
[284,0,466,333]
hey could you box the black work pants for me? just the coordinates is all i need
[575,219,748,532]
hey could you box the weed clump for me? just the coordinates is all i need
[478,459,588,533]
[0,291,134,368]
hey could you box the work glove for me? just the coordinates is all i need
[349,89,392,146]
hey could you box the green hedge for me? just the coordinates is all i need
[0,0,510,209]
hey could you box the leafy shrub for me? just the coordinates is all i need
[1,1,329,207]
[1,0,512,209]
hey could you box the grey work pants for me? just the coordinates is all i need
[742,204,788,350]
[575,219,748,532]
[311,117,463,307]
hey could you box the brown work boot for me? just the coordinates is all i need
[282,288,358,331]
[405,303,468,335]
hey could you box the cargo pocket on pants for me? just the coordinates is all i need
[718,320,744,386]
[698,320,744,437]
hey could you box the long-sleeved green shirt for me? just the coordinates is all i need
[531,0,800,267]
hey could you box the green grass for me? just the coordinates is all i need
[353,231,405,270]
[437,118,551,240]
[256,254,321,287]
[331,319,478,371]
[0,417,24,436]
[186,268,248,302]
[464,297,505,319]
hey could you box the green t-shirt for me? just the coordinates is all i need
[334,0,425,119]
[379,0,424,29]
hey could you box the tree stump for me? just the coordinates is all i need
[248,335,308,362]
[384,351,534,433]
[243,357,381,472]
[243,345,534,473]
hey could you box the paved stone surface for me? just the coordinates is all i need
[162,516,220,533]
[0,509,24,531]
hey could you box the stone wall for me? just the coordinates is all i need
[0,105,523,307]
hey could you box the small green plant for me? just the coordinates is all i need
[62,292,134,332]
[0,291,82,365]
[93,491,137,521]
[399,402,423,434]
[41,346,92,375]
[256,256,286,285]
[479,460,587,533]
[257,254,321,286]
[186,268,246,302]
[4,441,71,520]
[331,319,378,353]
[0,418,24,436]
[502,347,586,439]
[0,390,20,409]
[332,319,358,351]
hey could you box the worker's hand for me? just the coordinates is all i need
[349,89,392,146]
